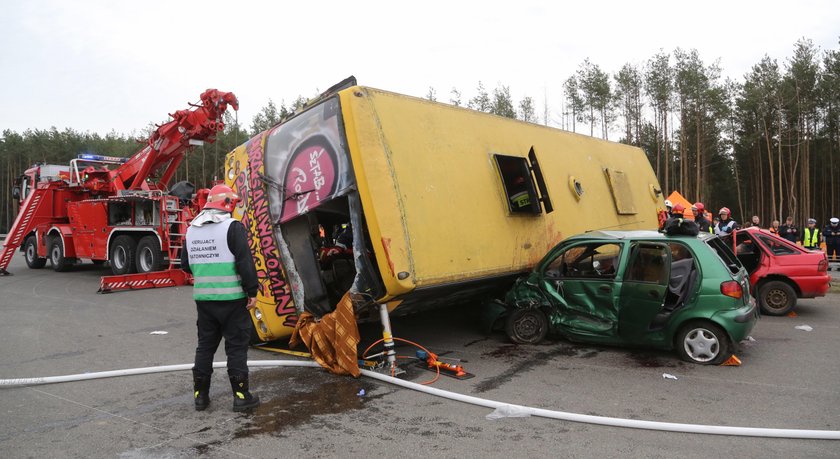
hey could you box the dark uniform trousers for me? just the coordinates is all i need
[194,298,251,378]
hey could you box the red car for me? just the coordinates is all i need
[722,227,831,315]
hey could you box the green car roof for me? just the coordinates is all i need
[568,230,717,242]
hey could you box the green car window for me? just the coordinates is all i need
[545,243,621,279]
[625,243,669,284]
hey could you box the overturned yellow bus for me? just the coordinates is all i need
[225,77,664,342]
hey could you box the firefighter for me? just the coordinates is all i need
[182,184,260,412]
[779,216,799,243]
[822,218,839,264]
[714,207,738,235]
[664,199,673,217]
[801,218,821,250]
[334,223,353,249]
[663,203,699,236]
[692,202,713,234]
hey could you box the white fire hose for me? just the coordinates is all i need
[1,359,838,440]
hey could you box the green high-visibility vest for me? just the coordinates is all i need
[803,227,820,248]
[186,217,246,301]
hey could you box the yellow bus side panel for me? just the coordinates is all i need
[343,88,661,290]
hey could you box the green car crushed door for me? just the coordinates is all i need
[503,231,759,365]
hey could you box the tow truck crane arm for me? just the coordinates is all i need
[0,89,238,281]
[92,89,238,193]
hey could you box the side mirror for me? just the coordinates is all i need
[12,187,20,200]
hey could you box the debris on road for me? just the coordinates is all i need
[149,331,168,335]
[662,373,679,380]
[486,404,531,420]
[794,325,814,332]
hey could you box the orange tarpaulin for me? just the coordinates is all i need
[290,292,361,377]
[665,190,707,220]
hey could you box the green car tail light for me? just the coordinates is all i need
[720,280,743,299]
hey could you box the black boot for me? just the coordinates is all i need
[193,372,211,411]
[229,373,260,412]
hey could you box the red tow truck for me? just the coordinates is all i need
[0,89,238,292]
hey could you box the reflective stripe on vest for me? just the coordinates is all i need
[715,220,735,235]
[186,217,246,301]
[803,228,819,248]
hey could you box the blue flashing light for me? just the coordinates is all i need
[77,153,129,163]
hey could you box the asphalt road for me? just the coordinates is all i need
[0,254,838,458]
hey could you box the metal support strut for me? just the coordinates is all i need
[378,303,398,373]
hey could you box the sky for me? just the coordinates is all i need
[1,0,838,138]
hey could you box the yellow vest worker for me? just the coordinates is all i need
[802,219,821,249]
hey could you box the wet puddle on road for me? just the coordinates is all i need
[626,351,688,368]
[227,368,385,440]
[474,343,601,393]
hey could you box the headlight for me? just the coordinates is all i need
[254,308,263,320]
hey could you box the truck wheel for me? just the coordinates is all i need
[49,236,74,272]
[24,236,46,269]
[676,321,731,365]
[505,308,549,344]
[110,235,138,275]
[758,280,796,316]
[136,236,164,273]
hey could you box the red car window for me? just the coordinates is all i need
[756,234,798,256]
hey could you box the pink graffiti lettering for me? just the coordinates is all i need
[242,133,295,318]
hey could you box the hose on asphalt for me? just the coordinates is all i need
[1,359,838,440]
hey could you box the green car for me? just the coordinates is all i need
[502,230,759,365]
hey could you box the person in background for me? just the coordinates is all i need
[823,217,840,266]
[714,207,738,235]
[801,218,821,250]
[182,184,260,412]
[749,215,761,228]
[769,220,780,235]
[692,202,712,234]
[779,216,799,243]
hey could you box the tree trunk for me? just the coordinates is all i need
[664,109,670,194]
[777,102,784,222]
[695,111,702,203]
[763,118,777,222]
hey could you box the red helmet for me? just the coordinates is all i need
[204,184,239,212]
[719,207,731,215]
[672,203,685,214]
[694,202,705,212]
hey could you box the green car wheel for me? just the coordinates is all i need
[505,308,548,345]
[676,321,731,365]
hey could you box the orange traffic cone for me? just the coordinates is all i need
[721,355,742,366]
[787,311,798,318]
